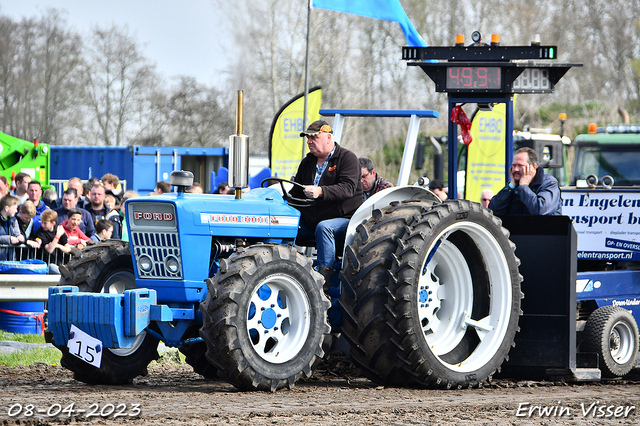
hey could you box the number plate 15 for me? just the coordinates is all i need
[67,324,103,368]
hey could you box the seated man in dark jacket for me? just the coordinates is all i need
[489,147,562,216]
[289,120,363,291]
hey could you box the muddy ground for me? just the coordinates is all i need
[0,352,639,426]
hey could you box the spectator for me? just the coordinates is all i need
[54,188,96,237]
[82,177,100,204]
[91,219,114,242]
[36,209,71,268]
[0,195,25,260]
[154,181,171,194]
[359,157,393,200]
[480,189,494,208]
[106,190,139,241]
[489,147,562,216]
[12,172,31,204]
[0,175,9,198]
[68,177,88,209]
[42,188,58,209]
[428,179,448,201]
[27,180,48,233]
[61,208,91,249]
[214,182,229,194]
[101,173,123,203]
[86,184,108,223]
[104,195,117,212]
[186,182,204,194]
[15,200,40,249]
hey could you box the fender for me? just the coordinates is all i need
[342,186,440,266]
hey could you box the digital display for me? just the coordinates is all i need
[446,67,502,90]
[512,68,551,92]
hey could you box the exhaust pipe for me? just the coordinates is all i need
[228,90,249,199]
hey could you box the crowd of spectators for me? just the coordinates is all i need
[0,172,143,266]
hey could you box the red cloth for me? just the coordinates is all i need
[451,106,473,146]
[61,219,91,246]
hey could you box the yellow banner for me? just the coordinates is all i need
[466,103,509,203]
[269,87,322,179]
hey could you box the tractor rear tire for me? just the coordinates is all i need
[583,305,639,378]
[200,244,331,391]
[339,200,433,383]
[55,241,160,385]
[341,200,522,388]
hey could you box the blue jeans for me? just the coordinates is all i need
[297,218,349,269]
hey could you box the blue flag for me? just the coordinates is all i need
[313,0,426,47]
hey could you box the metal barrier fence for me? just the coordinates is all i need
[0,244,74,302]
[0,244,73,266]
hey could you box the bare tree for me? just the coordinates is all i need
[81,24,157,146]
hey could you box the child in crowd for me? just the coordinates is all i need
[36,209,71,263]
[36,209,71,271]
[61,208,91,249]
[104,195,117,212]
[91,219,113,242]
[0,195,25,260]
[15,200,41,255]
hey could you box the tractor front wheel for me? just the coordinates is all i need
[55,241,160,385]
[200,244,330,391]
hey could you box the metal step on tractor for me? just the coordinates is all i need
[46,34,638,391]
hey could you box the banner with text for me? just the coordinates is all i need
[269,87,322,179]
[466,103,508,203]
[563,189,640,261]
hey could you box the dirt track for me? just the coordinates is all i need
[1,357,639,426]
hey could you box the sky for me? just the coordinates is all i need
[0,0,228,87]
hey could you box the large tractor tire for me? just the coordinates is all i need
[342,200,522,388]
[55,240,160,385]
[582,305,639,378]
[339,200,434,382]
[200,244,331,391]
[179,326,218,379]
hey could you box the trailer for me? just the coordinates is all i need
[49,145,228,195]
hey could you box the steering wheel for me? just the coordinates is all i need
[260,177,315,208]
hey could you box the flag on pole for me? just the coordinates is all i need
[313,0,426,47]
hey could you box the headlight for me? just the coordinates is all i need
[139,255,153,272]
[165,256,180,274]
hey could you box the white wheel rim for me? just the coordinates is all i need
[109,333,146,357]
[417,221,513,373]
[101,270,146,356]
[246,274,311,364]
[610,320,635,365]
[102,270,136,294]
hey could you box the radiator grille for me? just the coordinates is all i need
[131,231,182,279]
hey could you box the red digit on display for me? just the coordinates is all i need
[448,67,460,87]
[462,67,472,86]
[477,68,487,87]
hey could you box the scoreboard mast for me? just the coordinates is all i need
[402,32,581,197]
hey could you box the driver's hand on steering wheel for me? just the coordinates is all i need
[303,185,323,199]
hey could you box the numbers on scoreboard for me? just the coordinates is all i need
[512,68,550,91]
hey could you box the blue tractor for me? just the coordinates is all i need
[46,91,524,391]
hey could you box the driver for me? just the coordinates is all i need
[289,120,363,292]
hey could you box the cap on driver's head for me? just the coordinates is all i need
[300,120,333,137]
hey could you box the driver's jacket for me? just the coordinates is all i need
[289,143,363,229]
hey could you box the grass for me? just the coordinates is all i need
[0,330,62,367]
[0,330,186,367]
